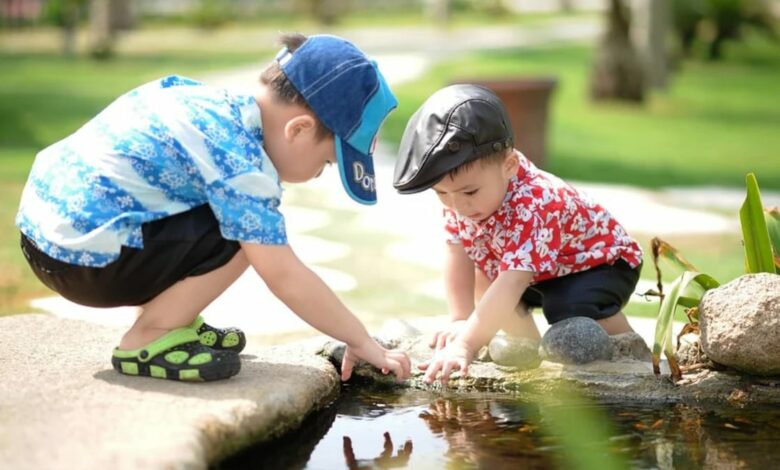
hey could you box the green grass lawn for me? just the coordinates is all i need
[384,35,780,190]
[1,33,777,318]
[0,51,264,314]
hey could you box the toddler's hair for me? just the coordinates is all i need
[445,147,512,180]
[260,33,332,141]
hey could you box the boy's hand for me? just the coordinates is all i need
[429,319,467,351]
[341,337,411,382]
[418,338,474,387]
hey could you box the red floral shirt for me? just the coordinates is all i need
[444,154,643,283]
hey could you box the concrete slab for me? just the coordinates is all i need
[0,315,339,470]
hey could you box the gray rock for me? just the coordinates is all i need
[487,335,541,370]
[610,331,652,362]
[700,273,780,376]
[0,314,339,470]
[539,317,612,364]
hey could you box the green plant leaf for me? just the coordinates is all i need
[765,207,780,272]
[653,271,720,381]
[740,173,775,274]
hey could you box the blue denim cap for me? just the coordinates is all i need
[276,35,398,205]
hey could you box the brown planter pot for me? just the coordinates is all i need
[451,78,557,168]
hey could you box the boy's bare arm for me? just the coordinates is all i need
[240,242,411,380]
[421,269,533,385]
[444,242,475,321]
[429,242,476,350]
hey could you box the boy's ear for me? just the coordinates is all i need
[501,149,519,178]
[283,114,316,142]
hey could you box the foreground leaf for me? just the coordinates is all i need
[765,207,780,272]
[653,271,720,381]
[740,173,775,274]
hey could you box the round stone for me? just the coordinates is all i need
[488,335,541,370]
[539,317,612,364]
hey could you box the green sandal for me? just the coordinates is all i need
[191,315,247,353]
[111,327,241,382]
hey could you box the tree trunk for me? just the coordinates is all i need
[590,0,645,103]
[427,0,450,24]
[61,1,80,57]
[88,0,114,59]
[631,0,670,89]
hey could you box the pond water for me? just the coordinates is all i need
[215,385,780,469]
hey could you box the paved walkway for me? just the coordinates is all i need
[27,17,780,349]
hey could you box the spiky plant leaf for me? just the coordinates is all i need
[653,271,720,381]
[740,173,775,274]
[765,207,780,272]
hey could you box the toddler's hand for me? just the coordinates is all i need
[341,338,411,382]
[429,319,467,351]
[418,338,473,387]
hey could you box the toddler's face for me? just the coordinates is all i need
[432,152,518,223]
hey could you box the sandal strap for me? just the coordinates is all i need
[113,327,200,363]
[189,314,206,330]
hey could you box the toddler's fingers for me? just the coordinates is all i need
[340,354,355,381]
[436,333,448,351]
[424,361,442,384]
[428,331,440,348]
[459,359,470,378]
[440,361,457,387]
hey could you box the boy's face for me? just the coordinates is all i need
[432,151,518,223]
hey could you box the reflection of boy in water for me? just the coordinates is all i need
[342,432,413,470]
[420,398,551,468]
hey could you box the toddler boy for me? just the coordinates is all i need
[393,84,642,385]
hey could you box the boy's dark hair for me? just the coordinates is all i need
[446,148,511,180]
[260,33,332,141]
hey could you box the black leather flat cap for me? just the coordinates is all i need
[393,84,513,194]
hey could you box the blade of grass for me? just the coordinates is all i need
[653,271,720,381]
[740,173,775,274]
[765,207,780,272]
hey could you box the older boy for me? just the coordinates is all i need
[393,84,642,385]
[17,33,410,382]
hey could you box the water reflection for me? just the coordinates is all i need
[214,385,780,470]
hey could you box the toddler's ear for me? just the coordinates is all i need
[283,114,316,142]
[502,149,519,177]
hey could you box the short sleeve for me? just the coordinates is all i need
[499,190,562,274]
[443,208,461,244]
[206,174,287,245]
[167,88,288,245]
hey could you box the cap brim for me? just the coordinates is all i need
[336,135,377,205]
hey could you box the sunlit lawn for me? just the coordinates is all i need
[1,31,777,319]
[0,51,264,314]
[385,36,780,190]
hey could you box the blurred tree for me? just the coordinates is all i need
[560,0,575,13]
[89,0,113,59]
[672,0,776,60]
[427,0,451,23]
[44,0,87,57]
[590,0,646,102]
[87,0,134,59]
[297,0,347,25]
[632,0,671,89]
[190,0,233,29]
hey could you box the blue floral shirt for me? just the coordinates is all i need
[16,75,287,267]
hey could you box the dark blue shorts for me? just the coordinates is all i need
[20,204,240,308]
[521,259,641,324]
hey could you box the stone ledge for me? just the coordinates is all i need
[322,334,780,407]
[0,314,339,470]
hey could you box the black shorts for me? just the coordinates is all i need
[20,204,240,308]
[521,259,641,324]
